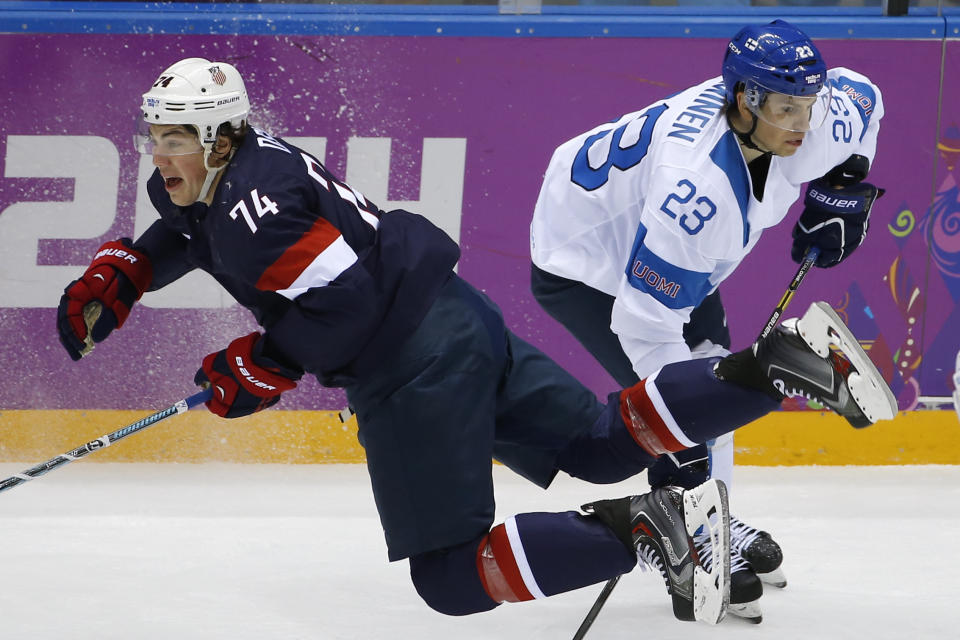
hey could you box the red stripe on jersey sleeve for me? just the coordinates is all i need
[255,216,341,292]
[619,379,687,455]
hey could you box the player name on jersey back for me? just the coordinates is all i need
[667,82,728,146]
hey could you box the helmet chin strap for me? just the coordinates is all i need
[727,110,773,157]
[196,145,233,203]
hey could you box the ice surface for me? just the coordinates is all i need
[1,463,957,639]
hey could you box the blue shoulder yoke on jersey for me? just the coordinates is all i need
[830,76,876,142]
[709,130,750,248]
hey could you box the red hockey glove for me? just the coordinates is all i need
[194,332,301,419]
[57,239,153,361]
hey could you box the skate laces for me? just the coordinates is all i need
[730,516,761,555]
[636,542,670,589]
[693,527,749,573]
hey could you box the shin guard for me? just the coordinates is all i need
[477,513,635,604]
[620,358,780,454]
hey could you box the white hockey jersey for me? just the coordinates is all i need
[530,68,882,378]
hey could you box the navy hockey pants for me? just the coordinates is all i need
[344,275,654,562]
[530,263,731,489]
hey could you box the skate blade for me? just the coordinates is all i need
[796,301,897,423]
[757,567,787,588]
[683,479,730,625]
[729,600,763,624]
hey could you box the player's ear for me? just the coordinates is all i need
[214,135,231,154]
[210,135,232,166]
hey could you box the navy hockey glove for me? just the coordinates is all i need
[824,154,870,188]
[791,177,884,268]
[194,332,302,419]
[57,239,153,361]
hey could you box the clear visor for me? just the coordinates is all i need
[135,118,204,156]
[745,82,833,133]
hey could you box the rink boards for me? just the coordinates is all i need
[0,409,957,466]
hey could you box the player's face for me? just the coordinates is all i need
[149,125,207,206]
[751,115,806,157]
[734,93,806,157]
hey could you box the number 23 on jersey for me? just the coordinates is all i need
[569,104,717,236]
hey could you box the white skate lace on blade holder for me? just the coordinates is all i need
[683,479,730,625]
[795,301,897,423]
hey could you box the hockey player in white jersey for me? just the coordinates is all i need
[531,19,883,623]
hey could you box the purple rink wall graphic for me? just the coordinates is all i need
[0,33,958,464]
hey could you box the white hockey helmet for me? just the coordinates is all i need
[137,58,249,202]
[136,57,249,156]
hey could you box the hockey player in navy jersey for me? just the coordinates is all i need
[57,56,894,629]
[531,20,884,622]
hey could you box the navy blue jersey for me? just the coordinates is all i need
[137,127,460,386]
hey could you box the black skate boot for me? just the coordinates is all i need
[717,302,896,428]
[583,479,730,625]
[732,516,786,589]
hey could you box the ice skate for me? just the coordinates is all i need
[731,516,786,588]
[755,301,897,428]
[583,479,730,625]
[694,526,764,624]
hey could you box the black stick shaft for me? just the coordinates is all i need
[758,247,820,341]
[571,575,621,640]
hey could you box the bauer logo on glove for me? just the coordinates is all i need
[194,332,302,419]
[805,187,862,211]
[790,177,884,269]
[233,354,281,392]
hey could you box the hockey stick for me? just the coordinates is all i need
[758,246,819,340]
[570,247,820,639]
[0,389,211,494]
[571,575,621,640]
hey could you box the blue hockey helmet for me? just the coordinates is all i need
[722,20,830,132]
